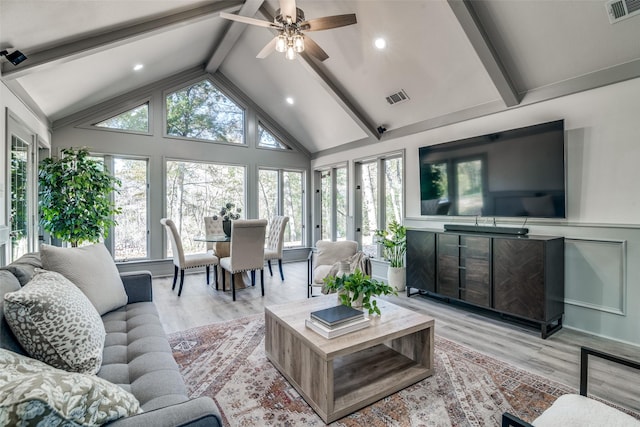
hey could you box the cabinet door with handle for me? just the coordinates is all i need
[459,236,491,307]
[406,230,436,292]
[437,233,460,298]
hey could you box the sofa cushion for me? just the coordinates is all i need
[315,240,358,267]
[98,302,189,411]
[0,348,142,426]
[41,243,128,315]
[4,270,106,374]
[0,252,42,286]
[0,270,24,355]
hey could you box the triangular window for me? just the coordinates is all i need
[258,123,290,150]
[166,80,245,144]
[94,103,149,132]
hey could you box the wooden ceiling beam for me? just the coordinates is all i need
[206,0,265,73]
[1,1,244,79]
[258,4,380,140]
[447,0,521,107]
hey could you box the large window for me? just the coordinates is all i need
[94,103,149,133]
[317,165,348,242]
[258,168,304,247]
[356,154,403,257]
[88,155,149,261]
[165,79,244,144]
[167,160,246,255]
[113,158,148,260]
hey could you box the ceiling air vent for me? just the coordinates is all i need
[606,0,640,23]
[385,89,410,105]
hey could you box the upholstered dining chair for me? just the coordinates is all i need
[219,219,268,301]
[204,216,225,254]
[160,218,219,297]
[264,216,289,281]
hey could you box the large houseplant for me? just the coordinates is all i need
[374,220,407,291]
[39,147,121,247]
[324,268,397,316]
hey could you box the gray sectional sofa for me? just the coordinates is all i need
[0,253,223,427]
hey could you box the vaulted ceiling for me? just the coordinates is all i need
[1,0,639,155]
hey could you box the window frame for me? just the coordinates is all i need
[354,150,405,258]
[93,154,151,262]
[164,157,248,258]
[258,166,306,248]
[80,98,153,136]
[162,76,248,146]
[313,162,349,243]
[256,120,293,151]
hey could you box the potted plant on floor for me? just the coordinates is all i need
[39,147,121,247]
[324,268,397,316]
[374,220,407,291]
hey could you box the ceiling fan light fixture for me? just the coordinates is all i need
[293,34,305,53]
[276,34,287,53]
[285,45,296,60]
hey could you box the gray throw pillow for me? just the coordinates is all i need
[40,243,128,315]
[3,270,106,374]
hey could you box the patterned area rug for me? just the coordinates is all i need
[168,314,571,426]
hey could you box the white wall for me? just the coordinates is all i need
[312,77,640,346]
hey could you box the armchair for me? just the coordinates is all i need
[502,346,640,427]
[307,240,358,298]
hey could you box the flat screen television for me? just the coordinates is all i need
[419,119,565,218]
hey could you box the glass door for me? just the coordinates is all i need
[10,134,33,261]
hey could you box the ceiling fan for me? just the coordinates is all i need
[220,0,357,62]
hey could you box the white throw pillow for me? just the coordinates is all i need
[40,243,128,315]
[3,269,106,374]
[0,348,142,426]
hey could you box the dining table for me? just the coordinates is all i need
[194,234,250,289]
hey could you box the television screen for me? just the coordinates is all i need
[419,120,565,218]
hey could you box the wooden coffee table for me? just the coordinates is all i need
[264,295,435,423]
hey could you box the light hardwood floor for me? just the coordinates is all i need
[153,261,640,413]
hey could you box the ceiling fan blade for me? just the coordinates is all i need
[279,0,297,22]
[304,36,329,62]
[219,12,280,29]
[256,37,278,59]
[300,14,357,31]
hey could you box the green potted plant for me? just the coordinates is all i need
[213,202,242,236]
[39,147,121,247]
[323,268,397,316]
[374,220,407,291]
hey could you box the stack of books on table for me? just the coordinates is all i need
[305,305,369,339]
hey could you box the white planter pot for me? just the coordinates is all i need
[388,266,406,292]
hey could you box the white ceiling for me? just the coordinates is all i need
[1,0,640,154]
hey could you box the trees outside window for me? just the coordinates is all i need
[356,153,403,258]
[318,166,348,242]
[166,160,245,255]
[113,158,148,260]
[94,103,149,133]
[258,123,289,150]
[166,79,244,144]
[259,168,304,247]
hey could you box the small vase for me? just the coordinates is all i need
[222,220,231,237]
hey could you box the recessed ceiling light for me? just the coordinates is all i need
[133,64,144,71]
[286,97,294,105]
[374,38,387,50]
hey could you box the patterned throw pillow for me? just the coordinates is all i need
[0,349,142,426]
[3,270,106,375]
